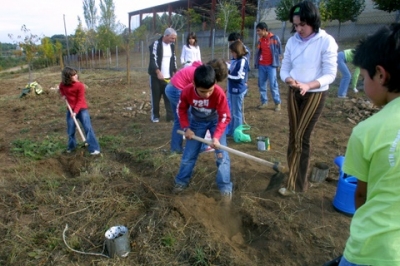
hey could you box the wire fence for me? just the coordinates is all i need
[66,8,396,72]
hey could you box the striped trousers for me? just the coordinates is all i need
[286,88,327,192]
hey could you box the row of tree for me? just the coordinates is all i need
[2,0,399,75]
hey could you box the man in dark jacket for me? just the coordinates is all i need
[148,28,177,122]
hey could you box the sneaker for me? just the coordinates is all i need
[278,187,295,197]
[151,118,159,123]
[220,192,232,205]
[337,96,348,99]
[274,104,281,112]
[172,183,187,194]
[257,103,268,109]
[90,150,101,155]
[201,146,215,153]
[353,88,359,93]
[170,150,183,155]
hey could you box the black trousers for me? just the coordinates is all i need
[149,76,173,121]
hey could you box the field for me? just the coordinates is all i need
[0,64,372,265]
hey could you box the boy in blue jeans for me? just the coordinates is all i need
[173,65,232,204]
[339,23,400,266]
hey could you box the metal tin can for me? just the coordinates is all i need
[257,137,265,151]
[257,136,270,151]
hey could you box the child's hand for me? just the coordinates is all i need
[185,128,194,139]
[211,138,221,149]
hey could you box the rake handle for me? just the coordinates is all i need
[177,130,285,173]
[65,100,87,145]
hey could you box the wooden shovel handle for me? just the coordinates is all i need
[65,100,86,143]
[177,130,286,173]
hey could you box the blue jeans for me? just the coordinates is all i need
[339,256,369,266]
[67,109,100,152]
[337,51,351,97]
[227,90,246,136]
[165,83,183,153]
[174,119,232,193]
[258,65,281,104]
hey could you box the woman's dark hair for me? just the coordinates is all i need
[194,65,215,89]
[186,32,198,47]
[229,40,248,59]
[206,58,228,82]
[289,1,321,34]
[353,23,400,93]
[61,66,77,85]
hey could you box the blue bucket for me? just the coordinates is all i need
[332,156,357,216]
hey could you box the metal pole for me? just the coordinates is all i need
[116,46,118,68]
[141,41,144,68]
[253,21,258,68]
[211,28,215,60]
[63,14,71,66]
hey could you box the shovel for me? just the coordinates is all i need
[65,100,88,147]
[177,130,286,190]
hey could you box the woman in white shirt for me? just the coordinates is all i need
[180,32,201,68]
[279,1,338,196]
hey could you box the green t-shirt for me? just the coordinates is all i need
[343,49,360,88]
[343,97,400,265]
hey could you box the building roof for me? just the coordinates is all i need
[128,0,259,23]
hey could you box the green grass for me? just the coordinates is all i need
[11,135,64,160]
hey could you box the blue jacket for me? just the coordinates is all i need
[228,57,249,95]
[255,33,282,68]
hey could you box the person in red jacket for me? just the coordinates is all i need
[172,65,233,204]
[59,67,100,155]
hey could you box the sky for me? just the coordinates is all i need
[0,0,177,43]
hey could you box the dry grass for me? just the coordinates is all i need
[0,64,361,265]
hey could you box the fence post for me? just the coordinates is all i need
[116,46,119,68]
[92,48,95,69]
[141,41,144,68]
[107,48,112,69]
[212,29,215,60]
[252,21,257,69]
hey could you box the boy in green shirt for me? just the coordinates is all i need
[339,23,400,266]
[337,49,360,98]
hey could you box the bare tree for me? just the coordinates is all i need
[258,0,273,22]
[83,0,98,30]
[159,12,186,32]
[8,25,40,82]
[99,0,116,31]
[216,0,241,58]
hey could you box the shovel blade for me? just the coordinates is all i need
[265,172,285,191]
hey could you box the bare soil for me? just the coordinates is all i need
[0,65,369,265]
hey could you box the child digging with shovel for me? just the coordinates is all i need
[172,65,232,205]
[59,67,101,155]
